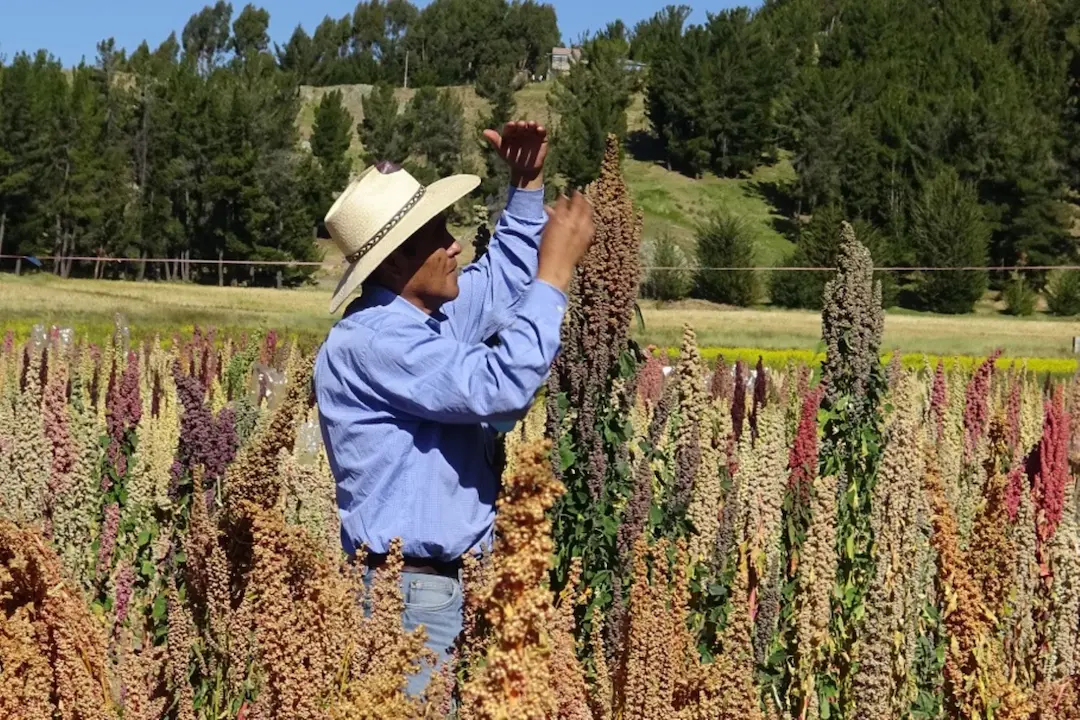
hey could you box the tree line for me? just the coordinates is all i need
[0,0,561,285]
[277,0,559,87]
[636,0,1080,313]
[0,13,331,285]
[3,0,1079,310]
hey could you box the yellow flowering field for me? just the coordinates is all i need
[660,346,1079,376]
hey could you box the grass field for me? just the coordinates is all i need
[4,274,1078,359]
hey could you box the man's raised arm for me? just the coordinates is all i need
[443,121,551,344]
[366,192,595,424]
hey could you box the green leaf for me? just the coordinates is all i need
[141,560,156,577]
[559,444,577,472]
[137,529,152,547]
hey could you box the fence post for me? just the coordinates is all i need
[276,270,283,289]
[14,257,21,276]
[218,249,224,287]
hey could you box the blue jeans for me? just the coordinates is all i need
[363,568,463,698]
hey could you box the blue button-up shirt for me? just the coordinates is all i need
[314,187,566,561]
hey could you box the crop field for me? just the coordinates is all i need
[5,140,1080,719]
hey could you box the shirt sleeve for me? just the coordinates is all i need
[360,280,567,425]
[441,187,546,345]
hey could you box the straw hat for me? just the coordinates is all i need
[325,162,480,313]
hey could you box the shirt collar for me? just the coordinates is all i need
[347,284,444,332]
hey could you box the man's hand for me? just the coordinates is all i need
[537,191,595,293]
[482,121,548,191]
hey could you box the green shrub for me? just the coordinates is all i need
[1002,273,1038,316]
[910,168,989,314]
[1047,270,1080,316]
[694,212,758,306]
[641,233,693,302]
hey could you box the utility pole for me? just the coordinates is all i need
[404,50,409,89]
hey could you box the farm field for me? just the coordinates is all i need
[3,273,1080,360]
[6,137,1080,719]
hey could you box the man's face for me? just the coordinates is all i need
[389,213,463,310]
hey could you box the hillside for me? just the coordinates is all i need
[297,81,794,270]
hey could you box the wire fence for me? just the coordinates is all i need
[3,254,1080,273]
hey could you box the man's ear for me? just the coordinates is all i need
[380,249,405,280]
[383,246,421,287]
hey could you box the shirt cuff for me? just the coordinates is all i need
[505,186,546,221]
[531,278,568,307]
[521,280,568,351]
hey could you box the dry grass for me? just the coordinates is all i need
[622,156,795,265]
[4,275,1080,358]
[637,299,1080,357]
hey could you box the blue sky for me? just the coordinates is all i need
[0,0,750,67]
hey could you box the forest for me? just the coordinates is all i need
[0,0,1078,312]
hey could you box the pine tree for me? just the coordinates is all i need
[646,7,779,177]
[128,35,182,279]
[400,86,466,183]
[275,25,316,82]
[231,4,271,58]
[910,168,989,314]
[642,232,692,301]
[475,63,518,212]
[309,15,357,85]
[630,5,693,64]
[92,40,137,267]
[310,89,355,203]
[695,211,759,306]
[1063,11,1080,191]
[359,83,406,167]
[549,37,632,189]
[0,54,40,263]
[181,1,233,74]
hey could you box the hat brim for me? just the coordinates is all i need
[328,173,481,314]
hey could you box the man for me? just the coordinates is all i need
[314,121,595,696]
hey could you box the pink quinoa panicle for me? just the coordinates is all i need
[789,386,825,505]
[97,502,120,578]
[635,354,665,406]
[732,360,747,442]
[1032,385,1070,544]
[1005,376,1022,452]
[749,356,767,440]
[173,366,239,482]
[709,356,732,402]
[104,351,141,486]
[928,360,946,440]
[962,349,1002,464]
[1005,462,1026,523]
